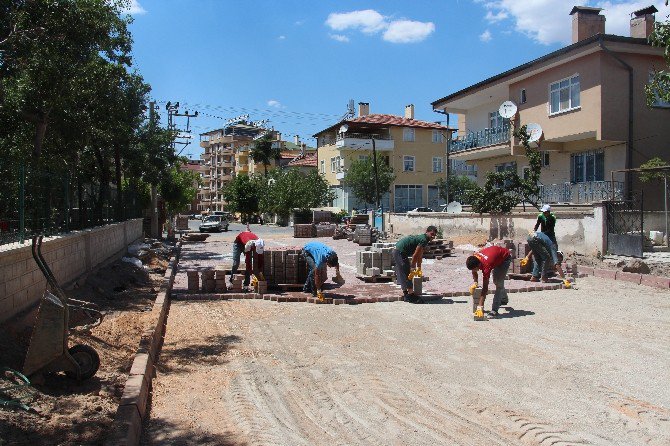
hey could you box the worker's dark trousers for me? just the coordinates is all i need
[392,249,411,292]
[230,241,250,286]
[302,250,317,296]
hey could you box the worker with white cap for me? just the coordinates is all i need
[230,230,265,287]
[534,204,558,248]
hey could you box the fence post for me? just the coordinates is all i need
[19,163,25,244]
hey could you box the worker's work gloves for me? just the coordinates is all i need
[469,282,478,295]
[520,257,529,268]
[408,268,423,280]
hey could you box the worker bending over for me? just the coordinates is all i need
[302,241,343,300]
[230,230,265,287]
[523,231,571,287]
[466,245,512,320]
[393,226,437,303]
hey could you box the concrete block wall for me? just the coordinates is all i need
[0,219,143,323]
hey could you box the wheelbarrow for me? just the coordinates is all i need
[22,236,100,381]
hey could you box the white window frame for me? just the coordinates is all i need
[549,74,580,115]
[649,70,670,108]
[432,157,443,173]
[330,157,336,173]
[432,130,444,143]
[320,160,325,174]
[403,127,415,142]
[403,155,415,172]
[489,111,506,129]
[541,151,550,167]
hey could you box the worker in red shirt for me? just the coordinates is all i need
[466,246,512,320]
[230,230,265,287]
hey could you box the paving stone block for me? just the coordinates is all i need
[578,266,595,276]
[594,268,617,280]
[640,274,670,289]
[615,271,641,285]
[104,404,142,446]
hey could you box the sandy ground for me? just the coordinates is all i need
[143,228,670,446]
[0,259,164,446]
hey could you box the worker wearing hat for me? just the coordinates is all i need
[534,204,558,248]
[230,230,265,287]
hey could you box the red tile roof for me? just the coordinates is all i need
[287,153,318,167]
[346,114,449,130]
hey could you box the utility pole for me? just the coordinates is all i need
[149,101,160,238]
[434,109,452,204]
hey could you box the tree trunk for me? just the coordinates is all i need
[93,147,110,225]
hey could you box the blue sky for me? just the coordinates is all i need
[125,0,669,158]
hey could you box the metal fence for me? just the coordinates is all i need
[538,181,624,204]
[0,161,144,246]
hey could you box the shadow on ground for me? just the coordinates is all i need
[156,334,241,374]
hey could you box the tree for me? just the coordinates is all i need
[259,169,334,219]
[221,174,260,219]
[435,175,478,204]
[160,166,200,216]
[646,6,670,105]
[250,134,281,176]
[639,157,670,183]
[343,154,395,207]
[465,125,543,214]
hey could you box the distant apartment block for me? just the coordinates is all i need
[314,103,452,212]
[182,159,208,213]
[432,5,669,207]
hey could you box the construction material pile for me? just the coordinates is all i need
[294,223,337,238]
[356,242,396,280]
[422,239,454,259]
[125,238,176,273]
[262,248,310,287]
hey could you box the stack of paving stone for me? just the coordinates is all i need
[215,270,227,292]
[230,274,244,292]
[201,270,216,292]
[422,239,454,259]
[315,223,336,237]
[356,243,395,279]
[262,248,309,287]
[187,271,199,292]
[294,224,316,238]
[355,226,374,246]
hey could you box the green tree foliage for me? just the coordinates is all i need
[639,157,670,183]
[259,169,334,218]
[343,154,395,207]
[646,8,670,106]
[435,175,478,204]
[160,166,200,216]
[465,125,542,214]
[250,134,281,176]
[221,174,260,219]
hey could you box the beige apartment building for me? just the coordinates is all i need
[314,103,452,212]
[432,5,669,207]
[182,159,208,213]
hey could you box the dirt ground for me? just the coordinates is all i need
[144,231,670,446]
[0,259,165,446]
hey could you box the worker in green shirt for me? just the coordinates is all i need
[534,204,557,248]
[393,226,438,303]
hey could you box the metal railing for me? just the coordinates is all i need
[0,161,143,246]
[449,122,511,153]
[336,132,393,142]
[538,181,624,204]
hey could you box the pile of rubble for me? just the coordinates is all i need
[122,238,176,273]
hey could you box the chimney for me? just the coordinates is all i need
[570,6,605,43]
[405,104,415,120]
[630,6,657,39]
[358,102,370,117]
[294,135,300,145]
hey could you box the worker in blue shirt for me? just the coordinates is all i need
[302,241,343,299]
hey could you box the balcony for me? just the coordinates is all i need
[336,133,394,151]
[538,181,624,204]
[448,123,511,159]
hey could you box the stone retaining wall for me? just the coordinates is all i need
[385,204,606,255]
[0,219,143,323]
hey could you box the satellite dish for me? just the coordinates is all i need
[526,123,543,142]
[339,124,349,133]
[446,201,463,214]
[499,100,517,119]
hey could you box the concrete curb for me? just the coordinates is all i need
[573,264,670,290]
[104,240,182,446]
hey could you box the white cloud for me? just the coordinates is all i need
[295,20,304,26]
[325,9,435,44]
[480,29,493,42]
[278,35,286,40]
[267,100,282,108]
[383,20,435,43]
[326,10,388,34]
[475,0,668,45]
[329,34,350,42]
[124,0,146,15]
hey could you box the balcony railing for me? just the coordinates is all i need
[449,123,511,153]
[538,181,624,204]
[336,133,394,151]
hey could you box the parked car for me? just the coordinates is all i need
[409,207,435,213]
[199,215,229,232]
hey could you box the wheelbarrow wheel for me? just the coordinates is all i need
[64,344,100,380]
